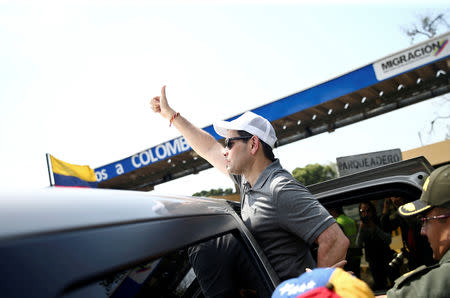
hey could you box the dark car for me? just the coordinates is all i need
[0,157,435,297]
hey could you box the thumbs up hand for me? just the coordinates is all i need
[150,85,175,120]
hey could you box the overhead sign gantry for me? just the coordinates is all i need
[96,32,450,191]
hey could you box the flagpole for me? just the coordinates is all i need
[46,153,55,187]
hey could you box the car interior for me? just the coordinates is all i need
[62,229,273,298]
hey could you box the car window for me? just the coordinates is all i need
[326,196,434,293]
[63,232,270,298]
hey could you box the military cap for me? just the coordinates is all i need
[399,164,450,216]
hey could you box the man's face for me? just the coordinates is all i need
[224,130,251,175]
[359,203,373,222]
[420,207,450,260]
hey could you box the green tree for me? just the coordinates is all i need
[193,187,235,197]
[292,163,337,186]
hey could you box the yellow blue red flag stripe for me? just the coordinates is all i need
[49,154,98,188]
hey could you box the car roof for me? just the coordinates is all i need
[0,187,232,240]
[308,157,433,201]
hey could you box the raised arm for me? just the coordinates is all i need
[150,86,228,175]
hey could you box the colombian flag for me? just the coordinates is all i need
[47,154,98,188]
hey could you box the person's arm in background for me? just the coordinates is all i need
[150,86,228,175]
[356,222,365,248]
[380,198,393,232]
[315,223,350,267]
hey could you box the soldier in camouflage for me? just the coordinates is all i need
[387,165,450,298]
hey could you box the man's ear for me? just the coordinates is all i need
[250,136,259,154]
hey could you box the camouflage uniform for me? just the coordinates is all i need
[387,249,450,298]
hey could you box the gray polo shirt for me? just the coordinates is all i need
[231,159,335,280]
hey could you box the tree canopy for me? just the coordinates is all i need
[192,188,234,197]
[292,163,337,186]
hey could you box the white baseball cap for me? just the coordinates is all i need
[213,111,277,148]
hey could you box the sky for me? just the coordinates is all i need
[1,0,449,195]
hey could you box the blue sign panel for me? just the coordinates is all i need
[95,137,191,182]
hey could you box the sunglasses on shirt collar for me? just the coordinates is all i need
[225,136,252,149]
